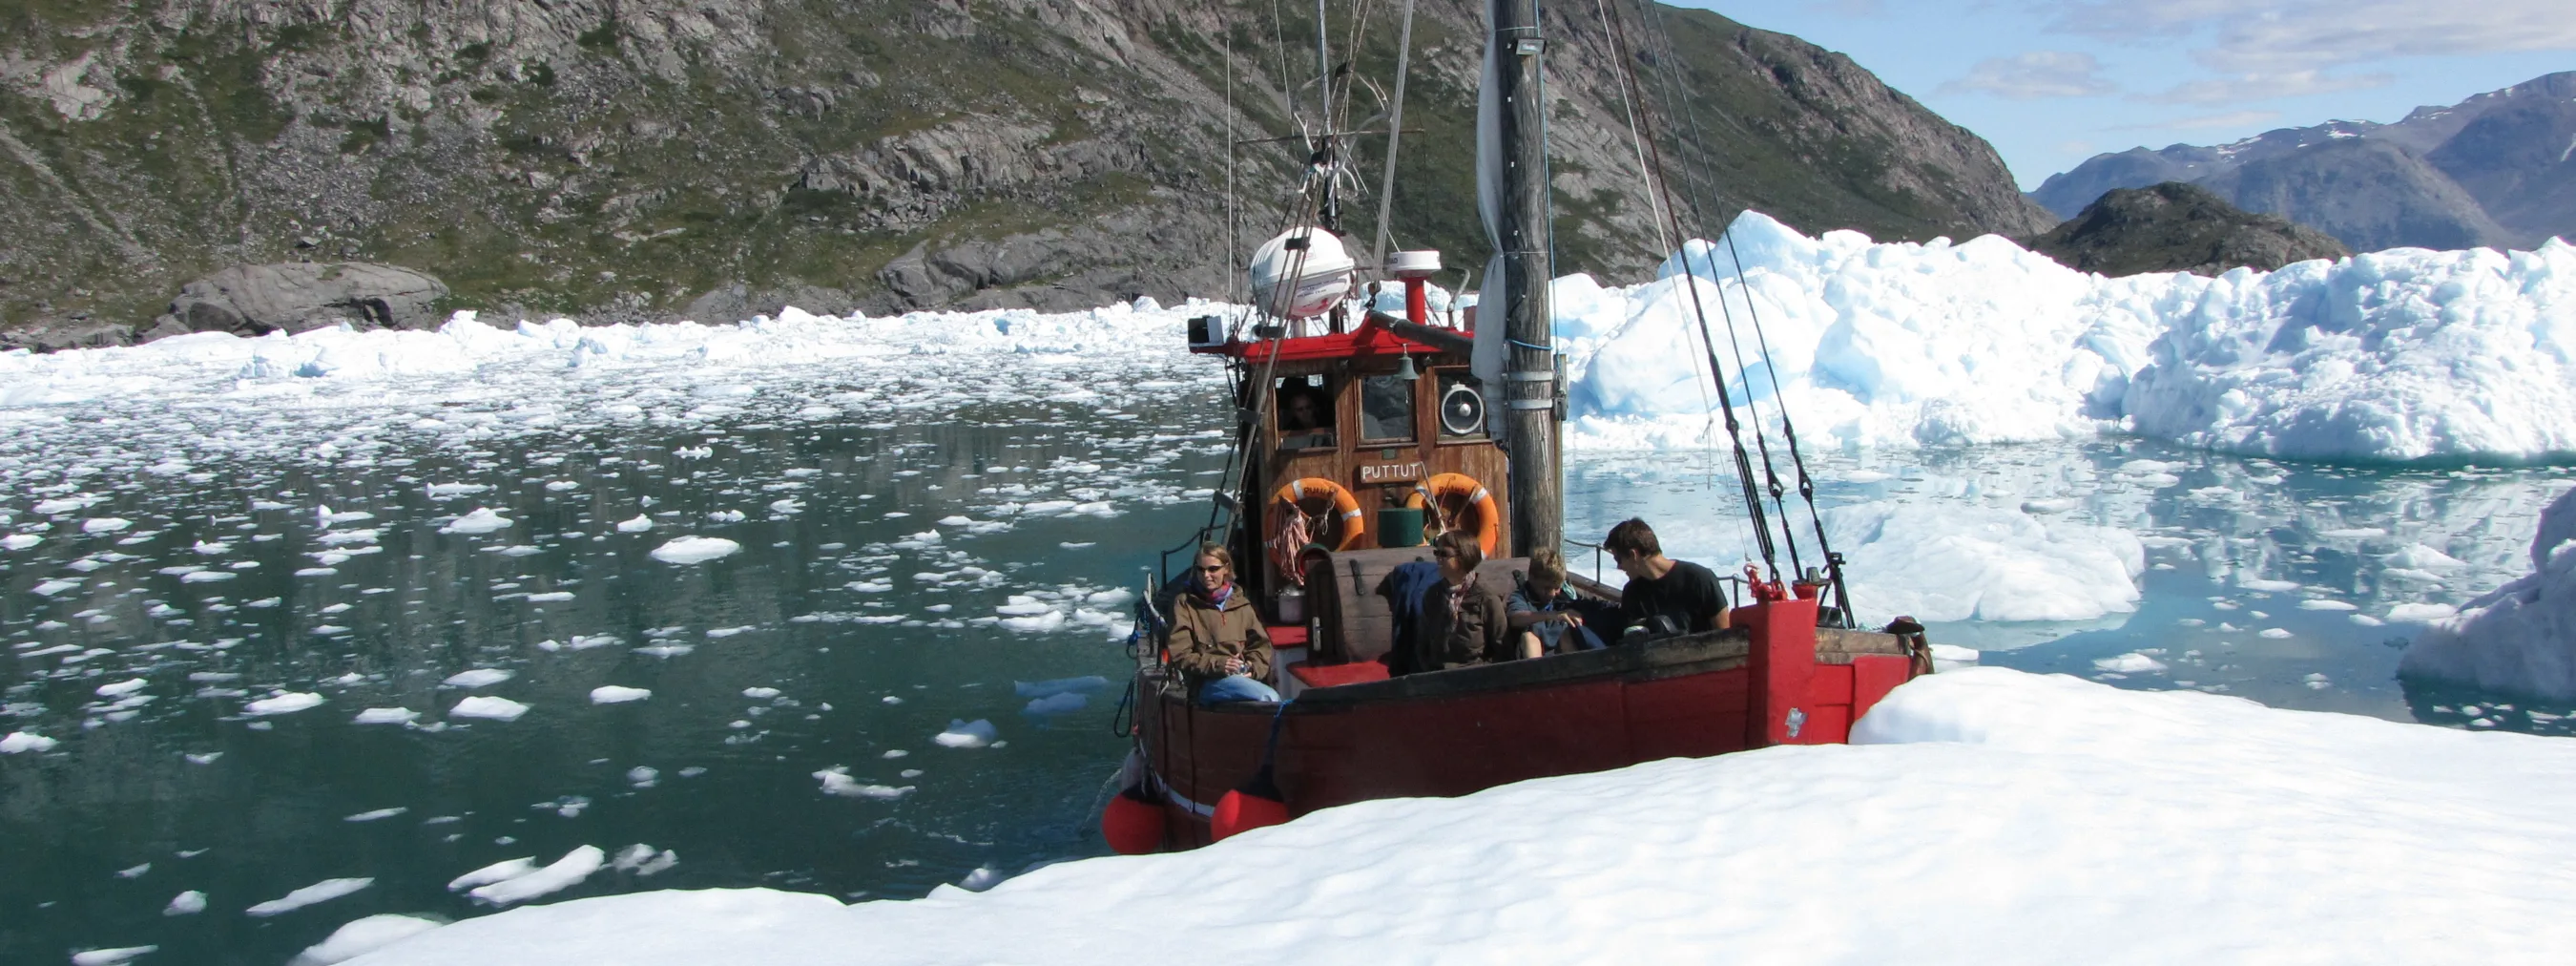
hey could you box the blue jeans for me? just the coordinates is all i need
[1197,675,1280,704]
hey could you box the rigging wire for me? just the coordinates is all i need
[1631,0,1853,620]
[1367,0,1418,266]
[1595,0,1777,578]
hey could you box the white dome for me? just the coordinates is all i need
[1249,227,1356,320]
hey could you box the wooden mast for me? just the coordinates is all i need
[1493,0,1559,556]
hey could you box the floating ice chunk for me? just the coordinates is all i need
[83,517,134,534]
[343,807,408,823]
[446,857,538,892]
[742,687,782,699]
[2386,544,2468,571]
[244,692,325,716]
[2258,628,2295,639]
[184,752,222,765]
[425,483,490,498]
[650,536,740,564]
[615,515,654,533]
[468,846,603,907]
[96,678,150,698]
[1014,676,1111,699]
[1024,692,1088,715]
[2236,578,2303,593]
[1824,501,2144,622]
[440,508,515,535]
[937,515,972,526]
[933,719,998,748]
[289,913,445,966]
[351,707,418,725]
[1928,643,1981,663]
[450,696,530,722]
[525,591,574,602]
[633,644,695,659]
[443,668,514,688]
[2,534,42,550]
[814,766,915,800]
[163,890,207,915]
[71,946,157,966]
[2296,599,2358,611]
[545,481,582,492]
[245,876,374,916]
[768,498,804,514]
[2386,602,2460,623]
[180,570,237,583]
[2092,652,2168,674]
[316,529,379,545]
[31,578,81,596]
[33,496,98,514]
[590,685,652,704]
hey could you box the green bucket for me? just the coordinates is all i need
[1376,506,1426,548]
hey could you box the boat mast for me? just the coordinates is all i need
[1493,0,1558,557]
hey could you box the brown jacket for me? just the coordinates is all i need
[1421,575,1511,669]
[1166,587,1274,687]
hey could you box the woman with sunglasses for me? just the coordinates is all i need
[1166,543,1280,704]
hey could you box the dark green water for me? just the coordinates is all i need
[1,398,1224,965]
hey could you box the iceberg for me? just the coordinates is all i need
[1559,213,2576,461]
[2400,486,2576,699]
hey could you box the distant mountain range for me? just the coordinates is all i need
[2031,72,2576,253]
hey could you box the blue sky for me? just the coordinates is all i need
[1680,1,2576,189]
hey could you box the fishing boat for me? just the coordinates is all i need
[1102,0,1932,851]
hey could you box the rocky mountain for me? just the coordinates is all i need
[0,1,2051,348]
[2031,72,2576,253]
[2026,181,2351,278]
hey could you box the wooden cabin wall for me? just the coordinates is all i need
[1251,359,1511,594]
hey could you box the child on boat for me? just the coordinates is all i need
[1509,548,1609,657]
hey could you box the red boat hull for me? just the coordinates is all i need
[1130,597,1921,850]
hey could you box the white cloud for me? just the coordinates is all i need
[2116,109,2285,131]
[2047,0,2576,74]
[1940,52,2118,99]
[2141,70,2398,105]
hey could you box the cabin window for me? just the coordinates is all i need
[1436,371,1487,439]
[1275,375,1337,450]
[1359,374,1417,443]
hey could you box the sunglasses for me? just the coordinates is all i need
[1195,565,1227,573]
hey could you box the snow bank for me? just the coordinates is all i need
[2400,486,2576,699]
[291,914,446,966]
[1559,213,2576,460]
[344,668,2576,964]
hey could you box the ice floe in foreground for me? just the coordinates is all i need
[334,668,2576,963]
[2403,485,2576,700]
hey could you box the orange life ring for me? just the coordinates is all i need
[1404,472,1501,557]
[1271,477,1366,551]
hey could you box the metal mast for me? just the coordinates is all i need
[1493,0,1559,556]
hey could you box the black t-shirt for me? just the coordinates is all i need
[1619,559,1729,638]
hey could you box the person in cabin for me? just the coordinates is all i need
[1167,543,1280,704]
[1507,547,1608,658]
[1604,518,1732,640]
[1422,531,1513,668]
[1277,387,1334,449]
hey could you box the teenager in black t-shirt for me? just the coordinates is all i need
[1604,518,1732,640]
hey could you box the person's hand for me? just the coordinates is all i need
[1564,612,1583,628]
[1224,656,1248,676]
